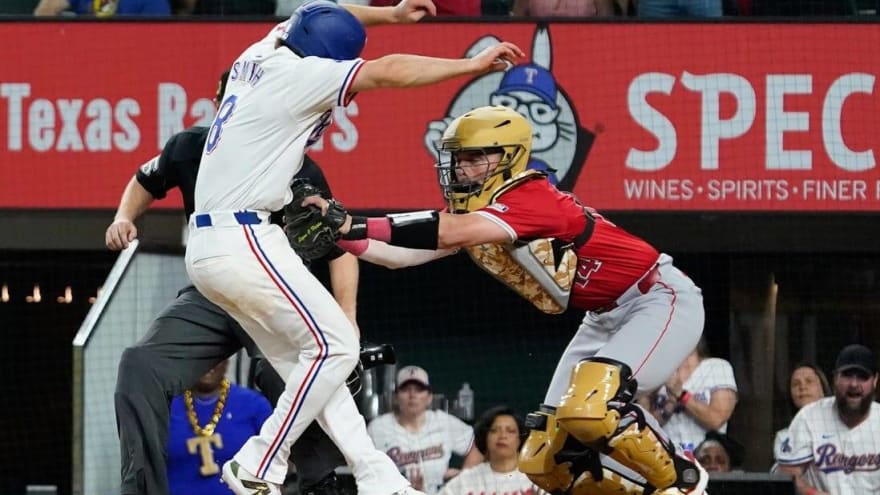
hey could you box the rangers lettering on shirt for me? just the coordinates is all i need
[385,445,445,467]
[815,444,880,474]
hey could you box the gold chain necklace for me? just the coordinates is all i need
[184,378,230,437]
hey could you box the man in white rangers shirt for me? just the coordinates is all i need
[368,366,481,494]
[184,1,523,494]
[777,344,880,495]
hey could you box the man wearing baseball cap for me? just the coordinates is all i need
[367,366,482,494]
[396,365,432,390]
[778,344,880,495]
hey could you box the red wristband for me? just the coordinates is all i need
[366,217,392,242]
[679,390,692,407]
[804,488,818,495]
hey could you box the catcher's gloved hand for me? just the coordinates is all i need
[283,179,348,261]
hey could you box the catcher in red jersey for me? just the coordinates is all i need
[295,105,708,494]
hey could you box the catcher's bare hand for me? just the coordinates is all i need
[391,0,436,23]
[106,219,137,250]
[301,195,329,214]
[469,42,524,75]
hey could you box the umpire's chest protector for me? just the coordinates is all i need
[463,172,577,314]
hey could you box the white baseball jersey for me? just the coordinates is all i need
[777,397,880,494]
[185,24,410,495]
[194,22,363,213]
[656,357,737,453]
[368,411,475,494]
[437,462,547,495]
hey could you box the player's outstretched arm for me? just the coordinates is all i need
[342,0,436,26]
[350,42,524,92]
[301,197,512,251]
[340,239,456,270]
[105,175,157,251]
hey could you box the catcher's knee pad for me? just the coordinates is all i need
[556,358,677,490]
[518,407,575,493]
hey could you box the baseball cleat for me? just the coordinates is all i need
[221,460,282,495]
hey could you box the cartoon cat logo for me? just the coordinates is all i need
[423,25,594,192]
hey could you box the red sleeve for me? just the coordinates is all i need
[475,179,586,241]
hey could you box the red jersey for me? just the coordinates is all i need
[475,178,660,311]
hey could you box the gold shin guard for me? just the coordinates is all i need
[556,359,677,490]
[518,408,648,495]
[518,409,575,493]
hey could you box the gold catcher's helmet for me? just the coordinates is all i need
[436,105,533,213]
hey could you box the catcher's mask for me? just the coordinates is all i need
[435,106,532,213]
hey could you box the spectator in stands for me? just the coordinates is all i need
[513,0,614,16]
[277,0,370,16]
[370,0,480,16]
[438,405,546,495]
[773,364,830,466]
[750,0,855,15]
[777,344,880,495]
[34,0,169,15]
[694,431,744,474]
[172,0,274,15]
[167,360,272,495]
[637,0,722,17]
[368,365,482,494]
[641,338,738,453]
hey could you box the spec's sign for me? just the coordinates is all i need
[1,22,878,211]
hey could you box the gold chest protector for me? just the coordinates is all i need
[463,171,577,314]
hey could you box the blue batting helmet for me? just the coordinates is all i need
[281,0,366,60]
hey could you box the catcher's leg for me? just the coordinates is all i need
[555,358,706,493]
[518,406,648,495]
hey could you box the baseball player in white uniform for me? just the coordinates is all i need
[184,2,524,494]
[777,344,880,495]
[368,366,477,494]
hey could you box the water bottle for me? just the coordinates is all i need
[457,382,474,421]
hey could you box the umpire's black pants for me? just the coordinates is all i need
[114,285,344,495]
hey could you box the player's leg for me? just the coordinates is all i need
[115,286,242,495]
[519,405,652,495]
[252,356,346,494]
[188,225,396,490]
[576,263,707,494]
[596,262,704,392]
[522,259,706,494]
[230,283,408,495]
[313,384,410,495]
[554,266,706,493]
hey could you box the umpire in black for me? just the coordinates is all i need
[107,70,379,495]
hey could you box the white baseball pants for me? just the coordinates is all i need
[185,211,408,495]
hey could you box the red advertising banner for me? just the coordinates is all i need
[2,22,879,211]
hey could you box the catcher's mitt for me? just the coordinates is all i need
[283,180,348,260]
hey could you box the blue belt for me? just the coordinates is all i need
[194,211,263,228]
